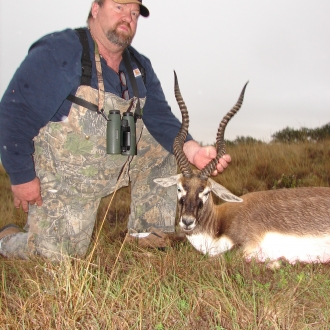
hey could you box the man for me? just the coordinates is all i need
[0,0,230,260]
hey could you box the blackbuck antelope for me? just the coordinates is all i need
[154,72,330,266]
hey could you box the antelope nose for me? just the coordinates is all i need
[181,216,195,228]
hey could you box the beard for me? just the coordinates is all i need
[106,22,135,48]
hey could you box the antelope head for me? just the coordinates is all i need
[154,72,248,232]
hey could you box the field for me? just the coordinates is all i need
[1,140,330,329]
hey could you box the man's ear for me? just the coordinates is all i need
[91,2,99,18]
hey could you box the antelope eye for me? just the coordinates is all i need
[177,187,181,193]
[204,191,210,197]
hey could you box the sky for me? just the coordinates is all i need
[0,0,329,144]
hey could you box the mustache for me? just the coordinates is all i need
[115,20,131,32]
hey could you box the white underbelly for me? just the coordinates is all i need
[187,233,234,256]
[246,232,330,263]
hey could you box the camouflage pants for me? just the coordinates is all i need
[0,87,177,260]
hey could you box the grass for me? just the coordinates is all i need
[1,140,330,329]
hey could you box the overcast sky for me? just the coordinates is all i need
[1,1,329,144]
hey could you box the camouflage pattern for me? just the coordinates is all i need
[0,86,177,260]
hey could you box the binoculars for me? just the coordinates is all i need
[106,110,136,156]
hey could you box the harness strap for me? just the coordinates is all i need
[66,94,97,112]
[75,28,92,86]
[127,47,146,86]
[122,49,142,120]
[66,94,108,120]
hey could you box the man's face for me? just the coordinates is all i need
[93,0,140,47]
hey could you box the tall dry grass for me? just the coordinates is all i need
[1,140,330,329]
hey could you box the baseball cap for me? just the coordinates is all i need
[114,0,149,17]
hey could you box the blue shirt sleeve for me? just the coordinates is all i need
[0,29,82,184]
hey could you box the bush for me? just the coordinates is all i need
[271,123,330,143]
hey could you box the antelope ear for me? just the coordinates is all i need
[154,174,181,187]
[209,178,243,202]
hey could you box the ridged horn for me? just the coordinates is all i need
[200,81,249,180]
[173,71,193,178]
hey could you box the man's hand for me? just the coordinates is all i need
[11,177,42,212]
[183,140,231,176]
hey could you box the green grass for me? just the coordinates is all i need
[1,140,330,329]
